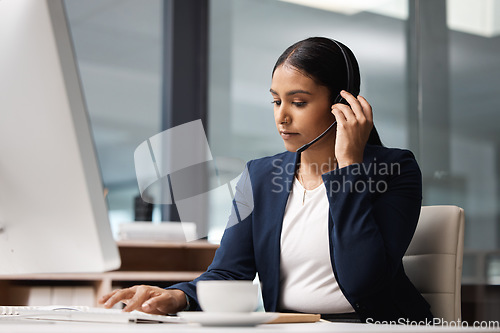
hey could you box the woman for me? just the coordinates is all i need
[100,37,433,322]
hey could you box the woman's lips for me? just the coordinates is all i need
[280,131,299,140]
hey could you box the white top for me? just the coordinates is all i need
[279,177,354,314]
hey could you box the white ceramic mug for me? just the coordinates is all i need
[196,280,259,313]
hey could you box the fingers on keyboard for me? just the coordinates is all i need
[104,288,135,309]
[123,286,151,312]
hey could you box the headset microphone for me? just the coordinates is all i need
[296,120,337,153]
[296,39,354,154]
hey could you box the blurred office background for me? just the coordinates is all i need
[63,0,499,321]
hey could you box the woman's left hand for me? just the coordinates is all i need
[330,90,373,169]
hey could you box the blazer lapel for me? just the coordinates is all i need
[261,151,299,311]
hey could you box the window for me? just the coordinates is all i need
[65,0,163,235]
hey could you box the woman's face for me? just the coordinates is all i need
[270,64,334,152]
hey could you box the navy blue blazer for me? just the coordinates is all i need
[168,144,433,322]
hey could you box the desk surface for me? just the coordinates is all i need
[1,320,499,333]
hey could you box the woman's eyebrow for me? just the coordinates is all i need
[269,88,312,96]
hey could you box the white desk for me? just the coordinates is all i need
[1,321,500,333]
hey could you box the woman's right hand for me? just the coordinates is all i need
[98,285,187,315]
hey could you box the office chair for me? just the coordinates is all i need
[403,205,465,322]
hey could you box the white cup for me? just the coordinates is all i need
[196,280,259,313]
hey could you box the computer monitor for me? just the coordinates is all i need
[0,0,121,274]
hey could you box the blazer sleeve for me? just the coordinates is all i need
[322,149,422,301]
[166,163,257,310]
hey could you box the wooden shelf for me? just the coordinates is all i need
[116,240,219,249]
[0,271,206,282]
[0,241,218,306]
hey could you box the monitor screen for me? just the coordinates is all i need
[0,0,121,274]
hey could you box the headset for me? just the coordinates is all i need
[296,39,355,154]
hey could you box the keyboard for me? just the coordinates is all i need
[0,305,185,324]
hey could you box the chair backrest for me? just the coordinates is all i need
[403,205,465,322]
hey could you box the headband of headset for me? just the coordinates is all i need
[331,39,355,104]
